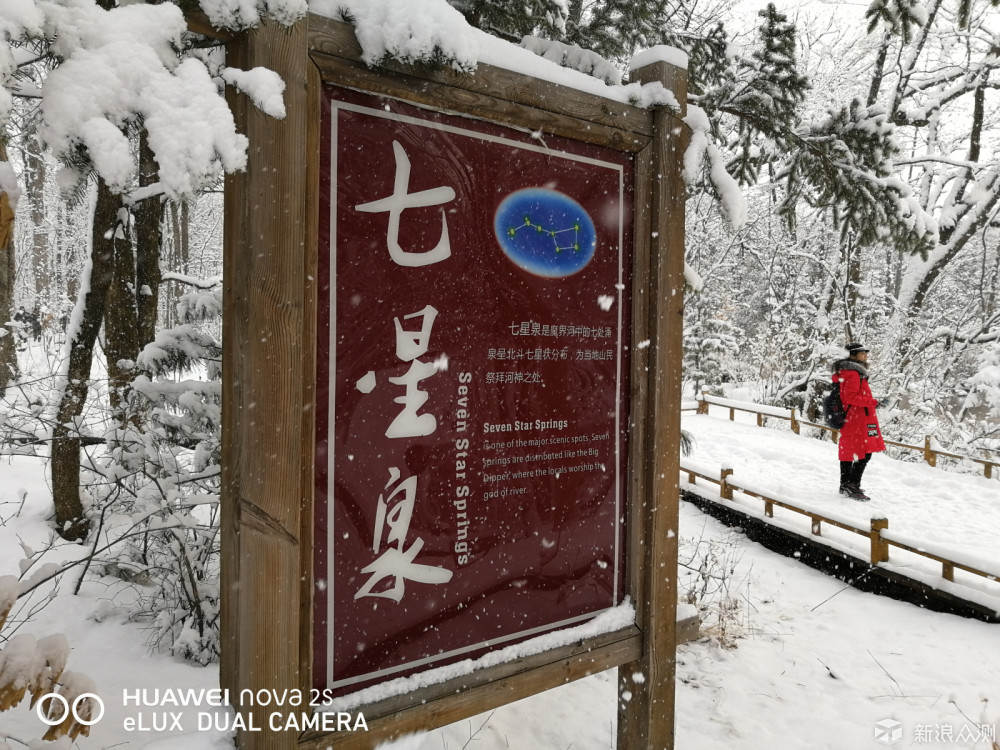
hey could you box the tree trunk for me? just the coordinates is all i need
[135,132,162,349]
[105,133,162,426]
[167,200,190,330]
[105,208,138,423]
[51,178,120,540]
[840,230,860,342]
[60,202,80,304]
[24,134,49,305]
[0,139,16,396]
[867,33,890,107]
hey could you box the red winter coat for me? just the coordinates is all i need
[832,362,885,461]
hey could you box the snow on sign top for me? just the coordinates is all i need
[629,46,689,72]
[308,0,680,110]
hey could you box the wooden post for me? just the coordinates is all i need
[696,399,708,415]
[790,408,800,435]
[222,17,313,750]
[729,407,735,421]
[756,412,764,427]
[924,435,937,466]
[942,562,955,582]
[617,48,687,750]
[985,462,993,480]
[720,467,733,501]
[764,499,774,518]
[870,517,889,564]
[811,517,822,536]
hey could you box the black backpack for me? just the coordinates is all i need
[823,381,848,429]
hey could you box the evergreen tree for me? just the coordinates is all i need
[562,0,672,62]
[708,4,810,186]
[683,314,741,394]
[778,98,935,258]
[865,0,927,43]
[446,0,567,43]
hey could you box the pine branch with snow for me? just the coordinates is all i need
[445,0,567,45]
[780,99,937,257]
[866,0,928,43]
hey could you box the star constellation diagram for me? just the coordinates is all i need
[505,214,585,255]
[494,188,598,277]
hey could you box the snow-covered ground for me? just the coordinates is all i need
[2,403,999,749]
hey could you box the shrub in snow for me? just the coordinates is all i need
[77,288,223,665]
[0,575,98,741]
[679,531,751,648]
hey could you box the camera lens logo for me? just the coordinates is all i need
[36,693,105,728]
[874,718,903,745]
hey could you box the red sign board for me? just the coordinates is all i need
[315,85,633,694]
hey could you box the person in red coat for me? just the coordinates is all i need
[832,342,885,500]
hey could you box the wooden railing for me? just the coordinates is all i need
[680,460,1000,589]
[688,394,1000,479]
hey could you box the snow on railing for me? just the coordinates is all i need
[688,395,1000,480]
[680,459,1000,599]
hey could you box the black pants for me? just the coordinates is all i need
[840,453,872,488]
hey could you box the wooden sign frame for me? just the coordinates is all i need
[221,14,687,750]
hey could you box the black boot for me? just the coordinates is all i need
[839,459,871,501]
[845,485,870,501]
[849,454,872,498]
[839,461,854,495]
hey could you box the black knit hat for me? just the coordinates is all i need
[846,342,869,355]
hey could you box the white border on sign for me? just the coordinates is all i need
[326,98,628,689]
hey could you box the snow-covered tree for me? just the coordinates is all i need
[0,0,301,539]
[783,0,1000,446]
[684,313,741,394]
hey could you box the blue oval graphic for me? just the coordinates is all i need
[494,189,597,277]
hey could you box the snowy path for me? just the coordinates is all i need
[682,410,1000,562]
[680,410,1000,609]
